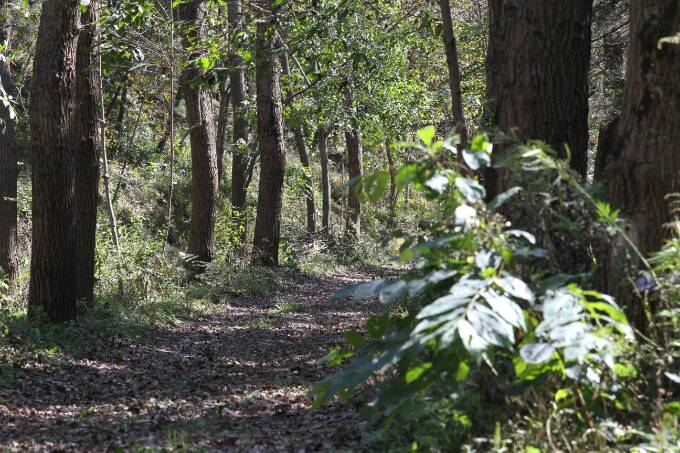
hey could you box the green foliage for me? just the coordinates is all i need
[315,130,635,448]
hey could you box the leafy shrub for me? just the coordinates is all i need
[314,130,635,448]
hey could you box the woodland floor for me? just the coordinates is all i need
[0,272,378,452]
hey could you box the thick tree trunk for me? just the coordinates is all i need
[344,88,362,237]
[28,0,82,322]
[439,0,469,148]
[181,1,219,265]
[228,0,250,217]
[606,0,680,255]
[73,4,101,303]
[485,0,592,197]
[252,0,286,266]
[0,2,18,283]
[294,130,317,234]
[318,127,331,233]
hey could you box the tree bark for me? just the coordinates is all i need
[294,130,317,234]
[228,0,250,218]
[344,88,362,237]
[181,1,219,265]
[28,0,82,322]
[73,4,102,304]
[252,0,286,266]
[485,0,592,197]
[216,79,230,183]
[318,127,331,233]
[385,139,397,216]
[439,0,469,149]
[0,1,18,283]
[606,0,680,255]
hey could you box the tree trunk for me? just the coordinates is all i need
[228,0,250,218]
[344,88,362,237]
[252,0,286,266]
[606,0,680,255]
[485,0,592,197]
[216,79,230,183]
[385,139,397,217]
[28,0,82,322]
[181,1,219,265]
[73,4,102,304]
[318,127,331,233]
[294,130,317,234]
[439,0,469,149]
[0,1,18,283]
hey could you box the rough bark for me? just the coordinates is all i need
[439,0,469,148]
[181,1,219,265]
[0,1,18,282]
[344,88,362,237]
[294,130,316,234]
[606,0,680,255]
[28,0,82,322]
[485,0,592,197]
[73,4,101,304]
[594,115,621,182]
[318,127,331,232]
[228,0,250,216]
[252,0,286,266]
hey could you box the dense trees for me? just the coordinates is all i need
[606,0,680,254]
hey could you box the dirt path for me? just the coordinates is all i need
[0,273,378,452]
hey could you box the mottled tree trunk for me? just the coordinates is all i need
[73,4,101,304]
[181,1,219,265]
[439,0,469,148]
[228,0,250,219]
[485,0,592,197]
[318,127,331,233]
[606,0,680,255]
[252,0,286,266]
[216,79,230,183]
[294,130,317,234]
[344,88,362,237]
[0,1,18,283]
[28,0,82,322]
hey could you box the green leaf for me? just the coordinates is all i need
[462,149,491,171]
[488,187,522,211]
[520,343,556,364]
[455,361,470,381]
[496,275,535,303]
[417,126,436,146]
[455,177,486,203]
[344,331,367,348]
[405,362,432,383]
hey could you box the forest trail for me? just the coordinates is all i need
[0,273,377,452]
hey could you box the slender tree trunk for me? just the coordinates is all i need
[606,0,680,255]
[294,130,317,234]
[252,0,286,266]
[228,0,250,219]
[216,79,230,183]
[344,88,362,237]
[181,1,219,265]
[156,88,182,155]
[29,0,82,322]
[318,127,331,233]
[73,4,102,304]
[385,139,397,216]
[0,1,18,283]
[439,0,469,149]
[485,0,592,197]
